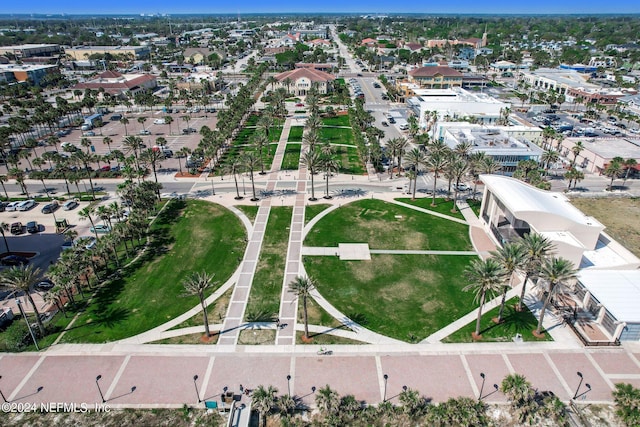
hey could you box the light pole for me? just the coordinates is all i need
[286,375,291,396]
[209,177,215,196]
[193,375,201,402]
[479,372,486,401]
[15,299,38,350]
[573,372,584,399]
[383,374,388,402]
[0,375,8,403]
[95,375,106,403]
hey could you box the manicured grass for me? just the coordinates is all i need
[333,145,364,174]
[304,254,477,342]
[244,207,293,322]
[305,203,331,225]
[236,205,259,223]
[281,143,301,170]
[267,126,282,142]
[442,297,553,343]
[322,116,350,127]
[59,200,247,343]
[288,126,304,142]
[319,126,354,145]
[395,197,466,220]
[244,114,261,126]
[305,199,471,251]
[466,198,482,218]
[168,287,234,330]
[295,331,364,345]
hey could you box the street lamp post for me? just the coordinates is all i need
[0,375,8,403]
[286,375,291,396]
[210,178,215,196]
[573,372,584,400]
[95,375,106,403]
[383,374,388,402]
[193,375,201,402]
[479,372,486,401]
[15,299,38,350]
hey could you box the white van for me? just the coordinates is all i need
[399,123,409,131]
[153,118,166,125]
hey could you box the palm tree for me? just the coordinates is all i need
[491,242,527,323]
[181,271,217,337]
[252,385,278,427]
[604,158,623,191]
[241,151,260,201]
[0,222,10,253]
[288,275,315,340]
[517,233,555,311]
[463,258,506,338]
[301,149,322,201]
[315,385,340,416]
[540,149,559,175]
[164,115,174,135]
[404,148,427,200]
[426,150,448,207]
[622,158,638,188]
[570,141,584,168]
[78,206,100,240]
[224,159,244,200]
[535,257,577,336]
[119,117,130,136]
[449,155,470,213]
[501,373,534,408]
[1,265,46,336]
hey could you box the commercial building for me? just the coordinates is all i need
[0,44,62,58]
[407,87,511,126]
[407,65,463,89]
[0,63,59,85]
[480,174,640,343]
[72,70,157,97]
[274,67,335,96]
[558,137,640,174]
[436,123,544,174]
[65,46,151,60]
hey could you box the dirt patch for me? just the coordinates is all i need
[237,328,275,345]
[570,197,640,257]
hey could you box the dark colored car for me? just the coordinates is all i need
[41,201,59,214]
[35,279,55,291]
[1,255,29,266]
[110,114,122,121]
[0,202,5,212]
[26,221,39,233]
[182,128,197,134]
[10,222,23,235]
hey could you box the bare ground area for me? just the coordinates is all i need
[570,197,640,257]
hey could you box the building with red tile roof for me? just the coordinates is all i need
[73,70,157,97]
[408,66,463,88]
[275,67,335,96]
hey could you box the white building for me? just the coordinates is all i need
[480,174,640,343]
[436,123,544,174]
[407,87,510,128]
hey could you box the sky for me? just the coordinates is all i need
[3,0,640,15]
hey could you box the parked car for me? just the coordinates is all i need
[10,222,23,235]
[295,103,304,107]
[110,114,122,121]
[0,202,5,212]
[62,200,79,211]
[41,201,59,214]
[455,183,469,191]
[35,279,55,291]
[17,200,36,211]
[381,121,389,127]
[1,254,29,266]
[153,118,166,125]
[77,236,97,250]
[5,201,19,212]
[26,221,39,233]
[182,127,197,134]
[90,224,111,234]
[139,129,151,135]
[84,131,96,136]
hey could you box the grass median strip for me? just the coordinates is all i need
[244,206,293,322]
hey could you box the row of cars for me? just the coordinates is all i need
[0,199,78,214]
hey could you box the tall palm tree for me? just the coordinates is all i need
[0,222,10,253]
[1,265,46,336]
[491,242,527,323]
[404,148,427,199]
[252,385,278,427]
[518,233,555,311]
[301,149,322,201]
[570,141,584,168]
[241,151,260,201]
[426,150,448,207]
[449,155,470,213]
[501,373,534,408]
[288,275,315,340]
[315,385,340,416]
[181,271,217,337]
[622,158,638,188]
[224,159,244,200]
[604,158,623,191]
[463,258,506,338]
[78,206,100,240]
[119,116,130,136]
[535,257,577,335]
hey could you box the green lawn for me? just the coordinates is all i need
[281,143,301,170]
[59,200,247,343]
[267,126,283,142]
[304,199,471,251]
[322,116,350,127]
[304,254,477,342]
[442,297,553,343]
[320,127,354,145]
[236,205,259,223]
[245,207,293,322]
[467,198,482,218]
[288,126,304,142]
[305,203,331,225]
[395,197,466,220]
[335,146,364,175]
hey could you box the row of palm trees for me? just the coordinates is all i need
[247,372,567,426]
[464,233,577,339]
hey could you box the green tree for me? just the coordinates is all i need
[315,384,340,416]
[182,271,217,337]
[463,258,506,338]
[252,385,278,427]
[518,233,555,311]
[301,149,322,201]
[604,158,623,191]
[1,265,46,336]
[491,242,527,323]
[612,383,640,427]
[288,276,315,340]
[535,257,577,335]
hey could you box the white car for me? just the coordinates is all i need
[5,201,20,212]
[153,118,166,125]
[62,200,79,211]
[17,200,36,211]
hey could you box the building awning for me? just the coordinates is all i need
[578,269,640,323]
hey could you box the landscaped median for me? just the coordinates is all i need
[58,199,247,343]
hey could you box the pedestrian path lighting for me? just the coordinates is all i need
[479,372,486,401]
[286,375,291,396]
[95,375,106,403]
[193,375,201,402]
[573,371,591,400]
[383,374,388,402]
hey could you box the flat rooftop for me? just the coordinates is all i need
[566,137,640,160]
